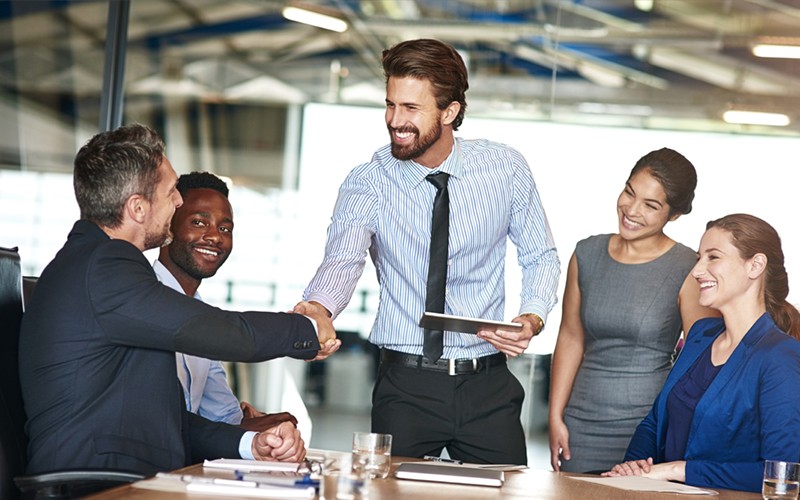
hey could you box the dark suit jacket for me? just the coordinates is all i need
[19,220,320,475]
[625,314,800,492]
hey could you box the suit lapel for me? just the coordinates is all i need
[686,313,773,448]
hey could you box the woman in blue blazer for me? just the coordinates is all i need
[604,213,800,492]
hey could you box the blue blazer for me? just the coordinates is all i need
[625,313,800,492]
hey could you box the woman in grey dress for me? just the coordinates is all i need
[548,148,718,473]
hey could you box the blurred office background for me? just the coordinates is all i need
[2,0,799,469]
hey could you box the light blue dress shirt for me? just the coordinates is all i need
[304,138,560,358]
[153,260,254,459]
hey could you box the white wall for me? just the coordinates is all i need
[296,102,800,354]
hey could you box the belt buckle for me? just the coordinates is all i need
[448,358,478,376]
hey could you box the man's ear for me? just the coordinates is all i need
[125,194,148,224]
[441,101,460,126]
[749,253,768,280]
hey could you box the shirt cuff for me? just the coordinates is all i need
[239,431,258,459]
[301,315,318,335]
[519,300,549,325]
[303,293,339,320]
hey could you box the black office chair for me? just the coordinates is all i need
[0,246,144,499]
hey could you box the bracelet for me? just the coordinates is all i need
[520,313,544,335]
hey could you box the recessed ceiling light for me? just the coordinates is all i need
[752,44,800,59]
[282,6,348,33]
[722,110,790,127]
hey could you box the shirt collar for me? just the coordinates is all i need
[699,311,778,348]
[152,259,203,300]
[395,138,464,186]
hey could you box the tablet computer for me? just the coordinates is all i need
[419,312,523,335]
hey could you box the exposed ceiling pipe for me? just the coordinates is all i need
[655,0,800,34]
[513,42,670,90]
[742,0,800,22]
[641,46,800,95]
[542,0,645,32]
[359,18,721,46]
[330,0,385,80]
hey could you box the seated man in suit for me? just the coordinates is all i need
[19,123,340,476]
[156,171,299,433]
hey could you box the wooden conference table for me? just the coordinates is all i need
[85,452,762,500]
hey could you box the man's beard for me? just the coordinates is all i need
[389,117,442,161]
[143,223,172,251]
[168,242,226,281]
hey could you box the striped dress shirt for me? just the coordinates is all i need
[304,137,560,359]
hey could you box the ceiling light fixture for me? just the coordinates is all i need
[722,110,790,127]
[752,43,800,59]
[282,6,348,33]
[634,0,654,12]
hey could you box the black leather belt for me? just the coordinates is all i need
[380,349,506,376]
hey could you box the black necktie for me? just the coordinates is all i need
[423,172,450,363]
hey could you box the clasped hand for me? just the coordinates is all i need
[602,458,686,483]
[239,401,299,433]
[252,420,306,463]
[603,457,654,477]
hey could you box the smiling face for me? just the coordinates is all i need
[616,168,675,243]
[385,76,453,168]
[692,226,755,311]
[161,187,233,294]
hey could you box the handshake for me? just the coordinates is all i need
[293,300,340,361]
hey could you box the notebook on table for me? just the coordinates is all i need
[394,462,505,487]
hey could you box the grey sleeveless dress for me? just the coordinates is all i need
[560,234,696,473]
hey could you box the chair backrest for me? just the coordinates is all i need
[0,252,142,499]
[0,246,28,500]
[22,277,37,312]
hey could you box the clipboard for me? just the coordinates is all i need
[419,312,523,334]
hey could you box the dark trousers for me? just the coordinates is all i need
[370,357,527,465]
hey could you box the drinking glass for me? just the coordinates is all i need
[763,460,800,500]
[320,453,368,500]
[351,432,393,479]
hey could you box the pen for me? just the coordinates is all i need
[156,473,250,487]
[160,472,315,490]
[423,456,463,465]
[234,471,320,489]
[169,474,261,488]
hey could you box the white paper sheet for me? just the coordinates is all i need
[568,475,719,495]
[132,472,315,498]
[203,458,301,472]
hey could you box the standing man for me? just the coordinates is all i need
[19,124,339,476]
[155,171,300,433]
[299,39,560,464]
